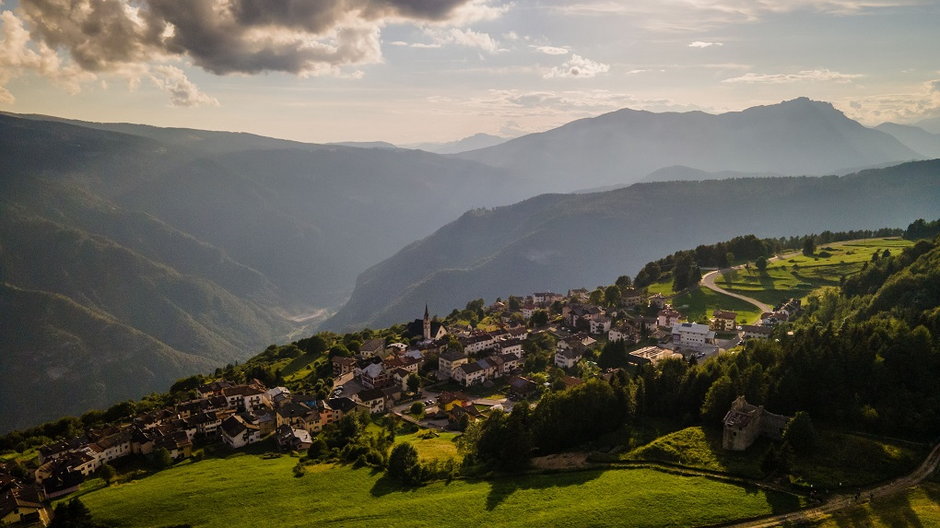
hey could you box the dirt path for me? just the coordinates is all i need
[720,441,940,528]
[700,268,772,322]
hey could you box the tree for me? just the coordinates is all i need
[153,447,173,469]
[409,402,425,416]
[700,376,736,423]
[50,498,98,528]
[725,252,735,267]
[530,309,549,327]
[604,285,622,307]
[755,256,768,272]
[406,374,421,393]
[802,236,816,257]
[98,463,116,485]
[387,442,422,484]
[615,275,633,290]
[589,288,605,305]
[783,411,816,454]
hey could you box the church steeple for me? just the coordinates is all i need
[423,304,431,341]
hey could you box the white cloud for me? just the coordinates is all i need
[531,45,569,55]
[425,27,502,52]
[544,54,610,79]
[689,41,723,48]
[722,69,863,84]
[552,0,920,31]
[838,79,940,124]
[148,65,218,107]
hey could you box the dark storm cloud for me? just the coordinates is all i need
[19,0,477,75]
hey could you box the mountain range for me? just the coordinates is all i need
[455,97,921,192]
[2,97,939,431]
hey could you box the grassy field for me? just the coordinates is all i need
[670,285,763,324]
[394,430,461,461]
[716,238,913,308]
[78,452,805,528]
[809,482,940,527]
[622,427,926,489]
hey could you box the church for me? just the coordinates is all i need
[405,305,448,341]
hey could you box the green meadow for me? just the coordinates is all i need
[622,427,925,489]
[393,430,461,461]
[79,452,804,528]
[716,238,913,308]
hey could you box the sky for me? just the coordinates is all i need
[1,0,939,144]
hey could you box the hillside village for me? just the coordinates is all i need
[1,278,802,526]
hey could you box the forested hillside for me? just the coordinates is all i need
[328,160,940,330]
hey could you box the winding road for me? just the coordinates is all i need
[700,267,772,323]
[722,441,940,527]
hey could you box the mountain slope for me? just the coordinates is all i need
[327,160,940,329]
[0,283,216,431]
[410,133,509,154]
[0,113,522,431]
[456,98,921,192]
[876,122,940,158]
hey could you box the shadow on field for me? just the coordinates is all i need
[829,492,924,528]
[482,469,603,510]
[763,486,803,515]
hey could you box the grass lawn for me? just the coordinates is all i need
[716,238,912,308]
[670,285,763,324]
[394,430,461,461]
[810,482,940,527]
[622,427,926,489]
[79,453,804,528]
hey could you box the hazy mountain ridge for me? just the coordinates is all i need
[0,113,520,431]
[409,133,509,154]
[456,98,921,192]
[327,160,940,329]
[876,122,940,158]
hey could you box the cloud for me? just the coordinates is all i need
[722,69,863,84]
[838,79,940,124]
[689,41,723,48]
[148,65,219,107]
[531,45,568,55]
[2,0,506,104]
[552,0,919,31]
[425,27,502,52]
[544,54,609,79]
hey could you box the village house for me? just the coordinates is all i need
[453,361,487,386]
[359,337,386,357]
[711,310,738,332]
[627,346,683,366]
[354,388,387,414]
[461,333,497,354]
[608,324,637,343]
[332,356,357,377]
[220,415,261,449]
[1,486,50,527]
[496,338,525,358]
[521,303,537,319]
[276,401,321,433]
[741,324,773,340]
[507,376,539,399]
[554,347,584,369]
[657,307,683,328]
[324,397,363,424]
[437,348,469,380]
[222,385,265,412]
[356,361,390,389]
[590,315,612,335]
[407,306,448,341]
[621,288,646,307]
[154,431,193,461]
[533,292,563,305]
[672,322,715,348]
[276,425,313,451]
[437,392,473,412]
[648,293,667,309]
[760,311,789,326]
[722,396,791,451]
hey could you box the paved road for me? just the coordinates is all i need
[721,441,940,528]
[701,267,772,323]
